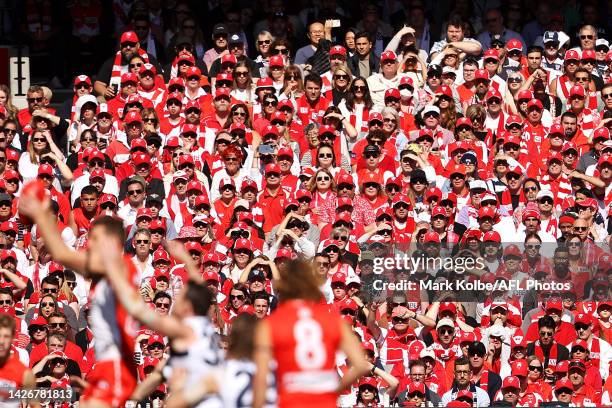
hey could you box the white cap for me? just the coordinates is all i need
[596,39,610,49]
[536,189,554,200]
[489,325,506,338]
[469,180,487,191]
[436,317,455,330]
[346,275,361,286]
[419,347,436,359]
[442,66,456,75]
[557,31,570,49]
[422,105,440,116]
[234,199,250,210]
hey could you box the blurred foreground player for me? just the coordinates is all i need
[253,260,369,408]
[0,314,38,407]
[101,240,223,407]
[19,189,139,408]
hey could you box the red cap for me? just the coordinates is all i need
[527,98,543,110]
[98,193,117,205]
[331,272,346,284]
[400,76,414,87]
[455,117,473,128]
[140,63,157,76]
[177,51,195,65]
[431,206,446,218]
[407,381,426,394]
[511,359,528,376]
[506,115,523,127]
[241,178,258,192]
[545,300,563,312]
[574,313,592,325]
[522,208,540,221]
[548,123,563,136]
[178,154,194,167]
[423,231,441,243]
[426,187,442,201]
[37,164,54,177]
[483,49,499,60]
[318,124,337,137]
[593,127,610,141]
[503,244,522,258]
[502,376,521,390]
[561,141,578,154]
[74,75,92,87]
[262,125,279,138]
[136,208,153,220]
[269,55,284,67]
[572,339,589,350]
[385,88,401,99]
[277,99,294,111]
[221,54,237,65]
[329,45,347,57]
[184,241,203,253]
[368,112,383,123]
[265,163,281,175]
[214,87,231,99]
[130,138,147,151]
[555,377,573,391]
[358,376,378,388]
[570,85,585,98]
[483,231,501,242]
[0,249,16,261]
[121,72,139,84]
[478,206,496,220]
[168,77,185,89]
[517,90,534,100]
[506,39,522,51]
[448,163,466,176]
[147,334,165,346]
[120,31,139,44]
[186,180,203,193]
[582,49,596,60]
[153,248,170,263]
[576,197,598,211]
[181,123,199,135]
[215,73,233,83]
[439,302,457,315]
[89,169,105,181]
[339,298,358,312]
[254,80,274,93]
[336,173,354,186]
[132,153,151,166]
[486,88,502,101]
[474,69,490,80]
[437,85,453,98]
[456,390,474,401]
[380,50,397,62]
[0,221,17,233]
[234,238,252,251]
[565,50,580,60]
[125,111,143,124]
[154,268,170,280]
[202,270,221,282]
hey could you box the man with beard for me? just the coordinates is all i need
[347,32,379,78]
[94,31,161,101]
[441,357,490,407]
[526,315,570,374]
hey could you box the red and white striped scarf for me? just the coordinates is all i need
[110,48,149,87]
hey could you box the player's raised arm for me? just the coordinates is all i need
[100,234,194,341]
[18,187,86,274]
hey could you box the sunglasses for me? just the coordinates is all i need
[230,294,245,300]
[27,97,44,103]
[316,176,330,181]
[274,48,289,55]
[129,63,143,69]
[364,153,379,159]
[438,328,454,335]
[318,153,333,159]
[580,35,594,40]
[41,302,55,307]
[155,302,170,308]
[263,100,277,107]
[353,85,366,91]
[42,288,58,294]
[135,239,150,244]
[128,189,143,195]
[0,300,11,306]
[49,322,66,328]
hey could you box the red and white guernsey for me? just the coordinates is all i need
[82,255,139,406]
[267,300,341,408]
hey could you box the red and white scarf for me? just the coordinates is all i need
[533,340,558,369]
[110,48,149,87]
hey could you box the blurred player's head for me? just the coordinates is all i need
[228,314,258,359]
[275,260,322,302]
[174,280,215,318]
[0,314,14,362]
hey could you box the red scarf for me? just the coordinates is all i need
[534,340,558,369]
[111,48,149,87]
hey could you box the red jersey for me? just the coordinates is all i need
[267,300,342,408]
[0,354,27,399]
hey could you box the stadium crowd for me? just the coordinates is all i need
[0,0,611,407]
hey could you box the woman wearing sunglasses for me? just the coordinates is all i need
[306,168,337,228]
[280,65,304,100]
[325,65,352,107]
[337,76,374,139]
[231,61,256,103]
